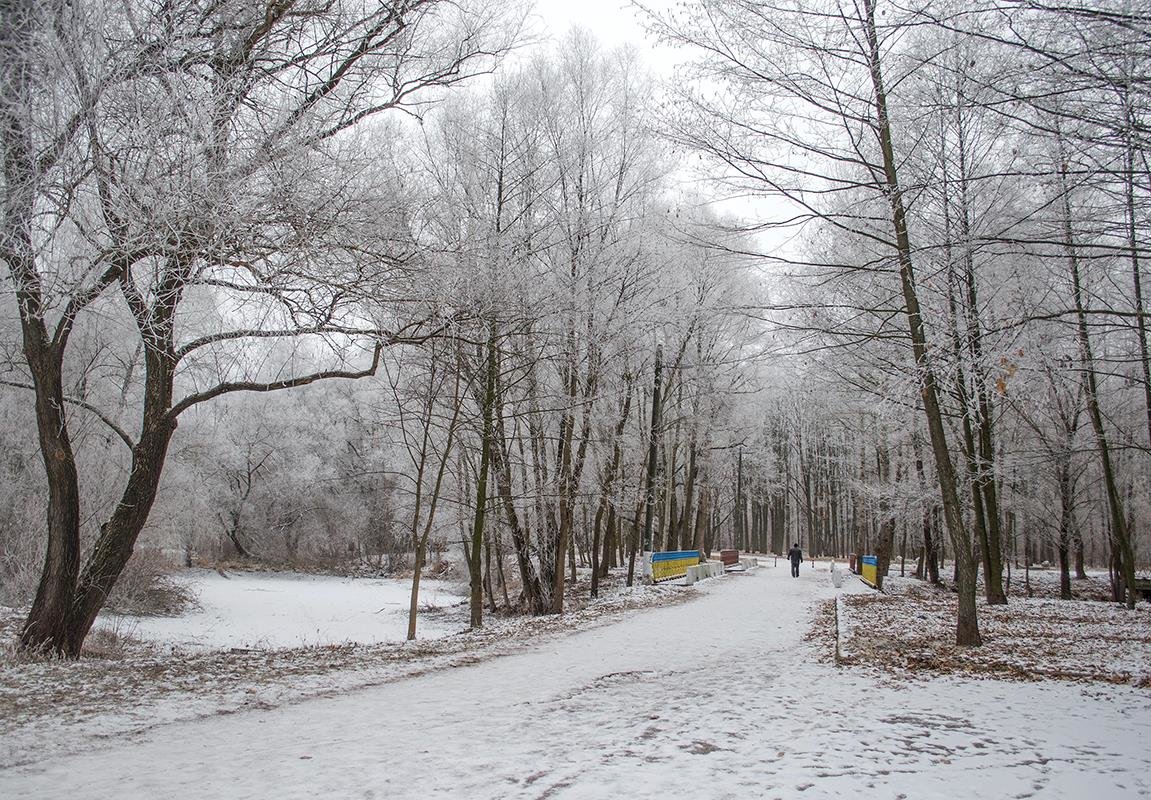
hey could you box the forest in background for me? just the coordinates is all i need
[1,0,1148,656]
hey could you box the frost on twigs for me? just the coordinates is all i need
[832,577,1150,687]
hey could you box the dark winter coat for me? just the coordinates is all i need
[788,547,803,566]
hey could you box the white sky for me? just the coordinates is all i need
[527,0,690,78]
[521,0,804,264]
[530,0,666,58]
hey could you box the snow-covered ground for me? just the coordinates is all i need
[97,569,467,650]
[838,572,1150,685]
[4,564,1150,799]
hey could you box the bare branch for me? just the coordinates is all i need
[167,342,386,418]
[0,379,134,450]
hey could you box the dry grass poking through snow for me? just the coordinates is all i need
[832,575,1151,687]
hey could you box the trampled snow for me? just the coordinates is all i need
[4,564,1149,799]
[99,570,467,649]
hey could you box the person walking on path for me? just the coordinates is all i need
[788,543,803,578]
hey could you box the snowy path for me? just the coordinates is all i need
[4,565,1150,799]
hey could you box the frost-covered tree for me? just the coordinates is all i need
[1,0,524,656]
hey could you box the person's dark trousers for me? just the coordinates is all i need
[791,564,799,577]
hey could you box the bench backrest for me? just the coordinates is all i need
[651,550,703,582]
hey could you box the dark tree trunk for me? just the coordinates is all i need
[63,310,181,654]
[864,0,979,644]
[1073,531,1087,580]
[873,442,896,592]
[485,532,498,613]
[1059,142,1138,610]
[604,502,617,572]
[468,329,497,629]
[5,0,84,656]
[640,345,663,561]
[493,396,545,615]
[692,484,709,555]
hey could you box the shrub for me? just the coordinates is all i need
[103,547,198,617]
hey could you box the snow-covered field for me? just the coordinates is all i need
[99,570,468,650]
[3,563,1149,799]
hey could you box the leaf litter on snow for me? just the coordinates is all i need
[828,572,1151,687]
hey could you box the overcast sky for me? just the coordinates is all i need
[524,0,801,262]
[529,0,683,73]
[532,0,651,46]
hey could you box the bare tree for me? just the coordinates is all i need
[641,0,984,644]
[1,0,524,655]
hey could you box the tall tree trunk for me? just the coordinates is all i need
[640,345,663,565]
[484,533,497,613]
[1056,520,1072,601]
[874,441,896,592]
[551,340,600,613]
[17,342,83,654]
[736,447,747,551]
[1058,142,1138,610]
[604,502,618,571]
[954,86,1007,606]
[692,484,710,554]
[5,0,84,656]
[1073,530,1087,580]
[864,0,980,644]
[1122,99,1151,447]
[627,495,643,586]
[680,436,698,550]
[591,382,633,597]
[468,328,498,628]
[496,530,511,610]
[492,380,545,615]
[407,449,451,638]
[408,364,464,639]
[551,400,575,611]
